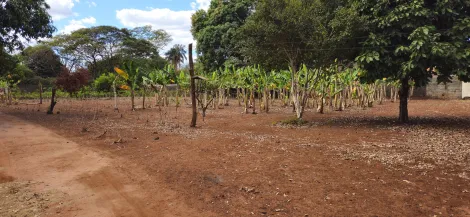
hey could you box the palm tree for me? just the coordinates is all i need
[164,44,187,72]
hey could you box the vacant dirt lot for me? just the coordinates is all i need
[1,98,469,216]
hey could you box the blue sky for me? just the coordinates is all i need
[45,0,210,52]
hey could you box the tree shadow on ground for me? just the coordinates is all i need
[315,115,470,130]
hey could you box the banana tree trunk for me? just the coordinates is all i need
[251,88,256,114]
[5,86,11,105]
[318,97,325,114]
[265,88,269,113]
[113,79,118,111]
[155,93,158,106]
[237,88,241,106]
[131,88,135,111]
[142,90,146,109]
[291,68,303,119]
[243,88,248,114]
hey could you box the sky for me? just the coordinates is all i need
[45,0,211,53]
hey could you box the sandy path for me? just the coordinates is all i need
[0,112,156,216]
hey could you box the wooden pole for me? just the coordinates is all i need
[39,81,43,104]
[189,43,197,127]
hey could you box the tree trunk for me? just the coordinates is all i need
[189,43,197,128]
[39,81,43,104]
[251,89,256,114]
[398,78,409,123]
[113,79,118,111]
[47,88,57,115]
[142,90,146,109]
[243,88,248,114]
[6,86,11,105]
[318,97,324,114]
[237,88,241,106]
[265,88,269,113]
[131,88,135,111]
[224,89,229,106]
[290,63,303,119]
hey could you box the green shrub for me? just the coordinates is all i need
[93,73,116,92]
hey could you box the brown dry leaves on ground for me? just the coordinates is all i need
[0,181,65,217]
[1,98,469,216]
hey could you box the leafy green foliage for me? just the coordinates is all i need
[0,48,18,77]
[23,45,63,78]
[0,0,55,51]
[356,0,470,85]
[49,26,171,79]
[93,73,121,92]
[241,0,366,70]
[356,0,470,122]
[191,0,255,72]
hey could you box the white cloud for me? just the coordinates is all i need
[46,0,76,21]
[61,17,96,34]
[192,0,211,10]
[116,1,212,57]
[86,1,97,7]
[80,16,96,24]
[116,8,195,54]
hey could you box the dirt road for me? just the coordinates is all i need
[0,112,210,217]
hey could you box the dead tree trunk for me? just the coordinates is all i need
[39,81,43,104]
[189,43,197,128]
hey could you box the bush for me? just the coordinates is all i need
[93,73,116,92]
[56,67,90,96]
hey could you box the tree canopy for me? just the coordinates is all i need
[165,44,187,72]
[191,0,255,72]
[356,0,470,122]
[48,26,172,79]
[23,45,63,78]
[0,0,56,51]
[240,0,366,71]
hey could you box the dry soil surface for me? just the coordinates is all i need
[0,98,469,216]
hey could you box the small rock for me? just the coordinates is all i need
[154,137,160,140]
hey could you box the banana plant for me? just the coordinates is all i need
[273,70,291,107]
[114,61,141,111]
[143,66,172,107]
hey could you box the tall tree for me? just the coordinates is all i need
[191,0,255,72]
[129,26,172,52]
[0,0,55,51]
[356,0,470,123]
[0,48,18,77]
[164,44,187,72]
[49,26,171,77]
[49,26,127,78]
[241,0,366,119]
[23,45,62,78]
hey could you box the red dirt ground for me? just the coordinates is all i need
[1,97,469,216]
